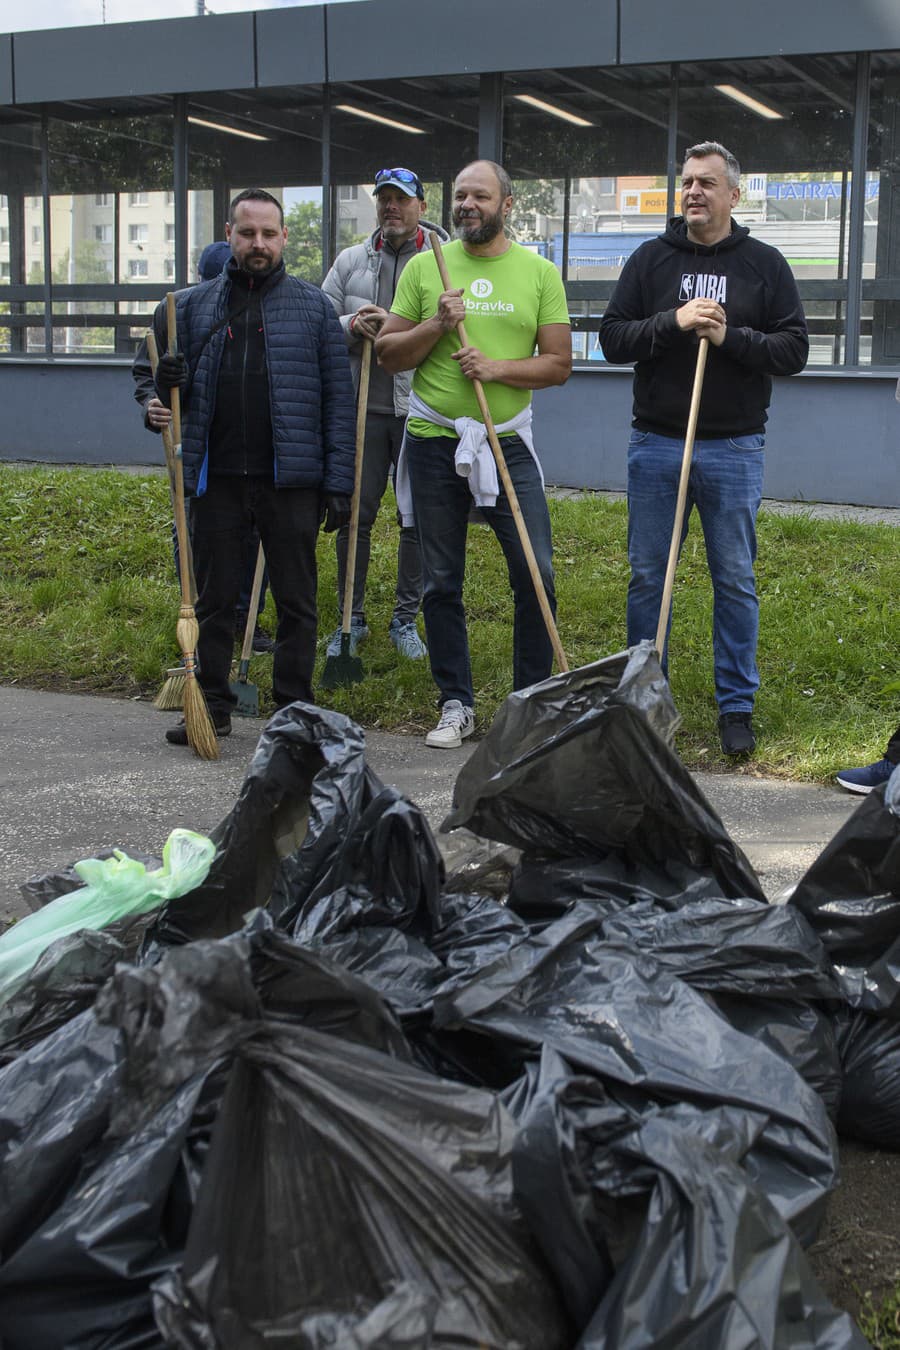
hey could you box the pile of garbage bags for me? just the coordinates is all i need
[2,641,897,1349]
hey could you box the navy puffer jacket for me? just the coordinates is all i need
[148,260,356,497]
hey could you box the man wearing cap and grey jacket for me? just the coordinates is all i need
[322,167,449,662]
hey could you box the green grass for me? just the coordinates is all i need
[0,463,896,781]
[860,1289,900,1348]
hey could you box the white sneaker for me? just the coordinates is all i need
[425,699,474,749]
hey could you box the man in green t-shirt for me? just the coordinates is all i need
[376,160,572,748]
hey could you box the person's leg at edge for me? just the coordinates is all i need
[481,435,556,690]
[189,476,249,720]
[692,436,764,715]
[836,723,900,794]
[404,431,473,707]
[626,430,693,674]
[251,479,321,710]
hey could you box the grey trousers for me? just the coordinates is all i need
[334,411,423,627]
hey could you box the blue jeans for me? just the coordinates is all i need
[405,431,556,708]
[626,429,765,713]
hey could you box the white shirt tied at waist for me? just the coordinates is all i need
[394,389,543,527]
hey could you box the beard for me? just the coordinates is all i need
[453,204,505,245]
[242,252,277,274]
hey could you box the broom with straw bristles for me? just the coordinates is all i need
[147,328,193,711]
[163,292,220,760]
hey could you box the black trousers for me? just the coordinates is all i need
[189,475,321,717]
[887,725,900,765]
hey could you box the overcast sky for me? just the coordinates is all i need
[0,0,334,34]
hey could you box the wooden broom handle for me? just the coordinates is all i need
[654,337,709,657]
[428,232,568,674]
[165,291,193,610]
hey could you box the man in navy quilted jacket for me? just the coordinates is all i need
[133,188,356,745]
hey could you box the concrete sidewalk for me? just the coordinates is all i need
[0,685,861,924]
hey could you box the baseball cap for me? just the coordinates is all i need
[373,167,424,199]
[197,240,232,281]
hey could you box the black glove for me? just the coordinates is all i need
[320,493,352,533]
[154,351,188,396]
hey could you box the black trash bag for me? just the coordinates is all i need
[504,1045,864,1349]
[151,1022,570,1349]
[279,781,445,938]
[595,897,844,1118]
[508,852,738,926]
[433,902,839,1246]
[0,942,259,1350]
[834,1008,900,1149]
[156,1273,444,1350]
[147,703,443,948]
[575,1103,867,1349]
[0,1007,124,1262]
[290,921,447,1020]
[441,829,521,901]
[246,916,413,1057]
[443,644,765,904]
[0,928,422,1350]
[0,927,125,1065]
[597,895,842,1001]
[0,1064,222,1350]
[711,994,843,1123]
[788,766,900,1013]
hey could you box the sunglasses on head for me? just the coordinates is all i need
[374,167,423,194]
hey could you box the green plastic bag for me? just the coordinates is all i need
[0,829,215,1008]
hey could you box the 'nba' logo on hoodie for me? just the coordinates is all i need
[680,273,727,304]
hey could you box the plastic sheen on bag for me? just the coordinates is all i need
[444,644,765,904]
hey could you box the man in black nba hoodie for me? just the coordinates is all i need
[599,140,808,756]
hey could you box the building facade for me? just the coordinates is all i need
[1,0,898,505]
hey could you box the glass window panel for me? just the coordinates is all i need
[504,64,670,366]
[0,119,45,354]
[188,87,325,278]
[677,54,854,365]
[867,52,900,367]
[330,72,478,248]
[48,108,173,356]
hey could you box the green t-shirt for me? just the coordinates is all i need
[391,239,570,438]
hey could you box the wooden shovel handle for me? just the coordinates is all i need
[240,543,267,664]
[341,339,372,636]
[428,232,568,674]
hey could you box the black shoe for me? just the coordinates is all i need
[718,712,755,756]
[251,628,275,654]
[166,714,232,745]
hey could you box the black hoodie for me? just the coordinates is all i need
[597,217,808,438]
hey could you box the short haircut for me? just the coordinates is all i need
[228,188,284,226]
[683,142,741,189]
[458,160,513,199]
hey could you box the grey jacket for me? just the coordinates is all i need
[321,219,449,416]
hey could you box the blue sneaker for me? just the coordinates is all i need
[835,757,896,795]
[325,622,369,658]
[389,618,427,660]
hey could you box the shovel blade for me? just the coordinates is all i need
[320,632,365,690]
[230,676,259,719]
